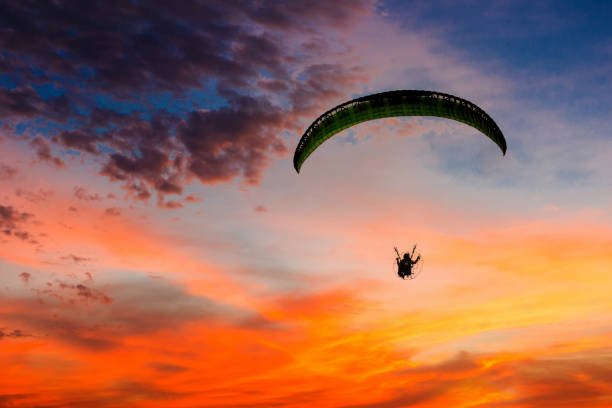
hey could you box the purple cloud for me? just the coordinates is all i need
[60,254,92,264]
[0,204,36,243]
[0,164,17,180]
[0,1,374,203]
[5,273,277,351]
[73,186,101,201]
[18,272,31,284]
[0,328,31,340]
[104,207,121,217]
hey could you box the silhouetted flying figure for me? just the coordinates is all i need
[396,245,421,279]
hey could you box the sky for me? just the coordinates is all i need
[1,1,611,407]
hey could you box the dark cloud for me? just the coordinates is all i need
[3,273,276,350]
[12,230,32,241]
[148,362,189,374]
[57,281,113,304]
[0,204,37,243]
[0,1,373,91]
[0,394,37,406]
[31,279,113,305]
[0,328,31,339]
[0,0,373,201]
[99,140,184,200]
[179,93,287,185]
[30,137,65,168]
[102,276,277,335]
[158,199,183,209]
[58,130,99,154]
[61,253,92,264]
[108,381,190,402]
[104,207,121,216]
[245,1,375,30]
[15,187,53,203]
[288,63,367,112]
[18,271,31,284]
[257,78,289,93]
[341,386,452,408]
[0,382,188,407]
[184,194,202,203]
[73,186,101,201]
[254,205,267,213]
[124,181,152,201]
[0,163,17,180]
[193,389,328,408]
[0,86,43,118]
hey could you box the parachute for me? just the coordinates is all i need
[294,90,506,172]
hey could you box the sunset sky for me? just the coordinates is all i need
[1,1,612,407]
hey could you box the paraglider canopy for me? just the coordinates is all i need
[294,90,506,173]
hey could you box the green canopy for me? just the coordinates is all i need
[294,90,506,173]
